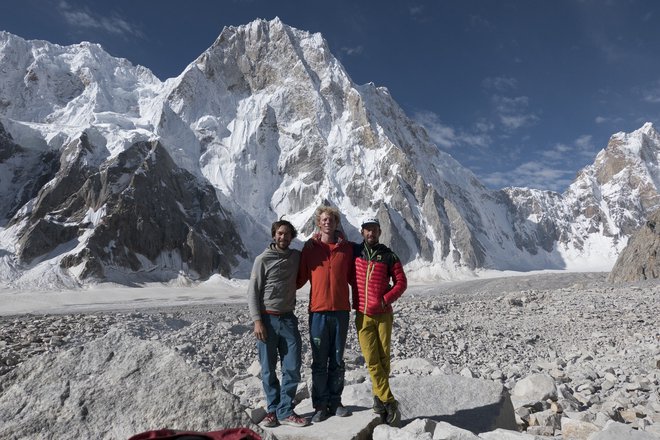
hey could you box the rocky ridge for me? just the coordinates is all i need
[0,273,658,438]
[609,209,660,282]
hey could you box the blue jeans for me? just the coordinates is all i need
[257,312,302,419]
[309,310,349,410]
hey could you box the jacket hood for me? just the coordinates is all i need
[266,242,296,256]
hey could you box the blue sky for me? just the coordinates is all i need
[1,1,659,192]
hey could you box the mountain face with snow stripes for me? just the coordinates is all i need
[0,19,658,287]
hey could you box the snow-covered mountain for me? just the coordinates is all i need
[1,19,659,287]
[503,122,660,271]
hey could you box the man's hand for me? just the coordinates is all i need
[254,320,267,342]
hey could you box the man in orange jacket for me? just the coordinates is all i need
[351,217,407,427]
[297,205,354,423]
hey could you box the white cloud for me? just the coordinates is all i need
[482,76,518,92]
[575,134,594,151]
[483,161,573,192]
[412,111,456,148]
[468,15,494,30]
[410,5,424,17]
[541,143,570,161]
[486,133,597,191]
[340,45,364,56]
[409,5,432,23]
[542,135,595,163]
[491,95,539,130]
[413,111,491,149]
[642,80,660,103]
[57,1,144,39]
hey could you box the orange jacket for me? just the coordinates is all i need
[297,236,354,312]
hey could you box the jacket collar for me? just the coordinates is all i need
[311,229,347,245]
[268,243,293,255]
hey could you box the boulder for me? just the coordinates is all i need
[266,408,381,440]
[589,421,660,439]
[559,417,600,440]
[374,423,432,440]
[394,375,516,432]
[267,373,516,440]
[477,428,541,439]
[0,328,258,439]
[510,373,557,408]
[432,421,480,439]
[402,418,436,437]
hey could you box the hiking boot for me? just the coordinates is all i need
[311,408,328,423]
[385,400,400,427]
[329,403,351,417]
[372,396,386,415]
[279,412,310,427]
[261,412,278,427]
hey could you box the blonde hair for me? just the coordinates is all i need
[314,205,341,227]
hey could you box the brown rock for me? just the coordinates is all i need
[608,209,660,282]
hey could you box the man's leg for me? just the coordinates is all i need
[276,313,302,420]
[356,312,394,405]
[376,312,394,400]
[327,310,349,410]
[375,312,399,427]
[309,312,330,411]
[258,314,281,416]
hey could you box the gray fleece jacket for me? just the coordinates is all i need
[247,244,301,322]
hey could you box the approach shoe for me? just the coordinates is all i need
[329,403,351,417]
[311,408,329,423]
[279,412,310,427]
[385,400,401,427]
[261,412,278,428]
[373,396,386,415]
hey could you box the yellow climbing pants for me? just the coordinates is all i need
[355,312,395,404]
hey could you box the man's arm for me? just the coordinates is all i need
[349,243,359,308]
[383,255,407,306]
[247,256,267,342]
[296,246,310,289]
[253,320,267,342]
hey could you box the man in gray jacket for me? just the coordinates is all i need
[247,218,309,428]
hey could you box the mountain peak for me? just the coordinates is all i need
[640,121,657,134]
[1,20,660,286]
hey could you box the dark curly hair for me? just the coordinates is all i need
[271,218,298,239]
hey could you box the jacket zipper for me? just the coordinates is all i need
[363,246,375,314]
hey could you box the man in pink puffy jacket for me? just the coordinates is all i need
[350,217,407,427]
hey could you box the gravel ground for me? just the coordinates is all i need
[1,272,659,437]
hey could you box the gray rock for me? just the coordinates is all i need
[403,418,437,436]
[477,428,542,439]
[374,424,432,440]
[341,374,517,434]
[560,417,601,440]
[432,421,480,439]
[589,421,660,439]
[0,328,257,439]
[510,373,557,408]
[267,408,381,440]
[527,408,560,430]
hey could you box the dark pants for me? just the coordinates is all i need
[309,310,349,410]
[257,312,302,419]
